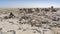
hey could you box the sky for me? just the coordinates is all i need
[0,0,60,8]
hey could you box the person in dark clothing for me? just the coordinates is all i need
[4,12,15,19]
[9,12,15,18]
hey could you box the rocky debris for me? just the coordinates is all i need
[30,19,37,26]
[19,15,32,24]
[30,19,42,27]
[51,9,57,12]
[51,16,60,21]
[0,7,60,34]
[23,29,26,31]
[8,21,14,24]
[0,28,2,31]
[46,12,60,21]
[44,8,50,12]
[35,8,40,13]
[32,29,41,33]
[0,28,3,34]
[21,16,30,20]
[18,28,22,30]
[33,31,36,33]
[57,24,60,28]
[18,7,60,28]
[27,9,34,13]
[7,30,16,34]
[4,16,9,19]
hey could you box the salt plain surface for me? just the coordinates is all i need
[0,7,60,34]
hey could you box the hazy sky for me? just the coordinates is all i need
[0,0,60,8]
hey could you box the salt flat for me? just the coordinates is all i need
[0,7,60,34]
